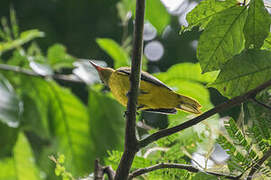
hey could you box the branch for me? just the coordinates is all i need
[0,63,83,83]
[94,159,115,180]
[94,159,104,180]
[103,166,115,180]
[128,163,240,180]
[139,79,271,148]
[251,97,271,111]
[247,147,271,180]
[114,0,145,179]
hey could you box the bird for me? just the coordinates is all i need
[90,61,202,114]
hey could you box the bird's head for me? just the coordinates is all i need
[89,61,114,86]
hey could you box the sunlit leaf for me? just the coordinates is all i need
[243,0,271,49]
[0,133,41,180]
[0,74,22,128]
[96,38,130,68]
[73,59,107,85]
[48,81,92,176]
[197,6,247,73]
[0,29,44,55]
[29,61,54,76]
[145,0,170,34]
[262,33,271,50]
[155,63,218,84]
[210,49,271,98]
[183,0,237,32]
[21,78,92,176]
[47,44,75,70]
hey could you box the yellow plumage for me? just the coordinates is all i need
[90,61,202,114]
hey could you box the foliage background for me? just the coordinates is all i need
[0,0,271,179]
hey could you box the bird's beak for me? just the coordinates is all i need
[89,60,103,71]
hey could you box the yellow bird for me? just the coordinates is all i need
[90,61,202,114]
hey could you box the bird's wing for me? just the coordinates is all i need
[116,67,172,90]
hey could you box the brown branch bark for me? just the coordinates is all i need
[128,163,240,180]
[94,159,115,180]
[94,159,104,180]
[247,147,271,180]
[139,79,271,148]
[114,0,145,179]
[0,63,83,83]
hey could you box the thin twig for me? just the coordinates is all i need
[247,147,271,180]
[139,79,271,148]
[128,163,240,180]
[251,97,271,111]
[0,63,83,83]
[114,0,145,179]
[94,159,104,180]
[103,166,115,180]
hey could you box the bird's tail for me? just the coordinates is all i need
[177,94,202,114]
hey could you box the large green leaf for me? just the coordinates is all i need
[21,78,92,176]
[88,89,125,168]
[47,44,75,70]
[0,74,22,128]
[197,6,247,73]
[0,133,41,180]
[210,49,271,98]
[145,0,170,34]
[0,29,44,55]
[184,0,236,32]
[96,38,130,68]
[243,0,271,49]
[47,81,92,175]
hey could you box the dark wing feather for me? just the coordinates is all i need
[144,108,177,114]
[116,67,172,90]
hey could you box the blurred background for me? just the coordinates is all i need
[0,0,243,179]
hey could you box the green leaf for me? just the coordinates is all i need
[0,133,41,180]
[145,0,170,34]
[155,63,214,110]
[0,74,22,127]
[210,49,271,97]
[47,44,75,70]
[197,6,247,73]
[96,38,130,68]
[88,89,125,168]
[155,63,218,84]
[262,33,271,50]
[183,0,237,32]
[243,0,271,49]
[0,122,18,158]
[0,29,44,55]
[48,81,92,176]
[13,133,42,180]
[21,78,92,176]
[20,94,48,138]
